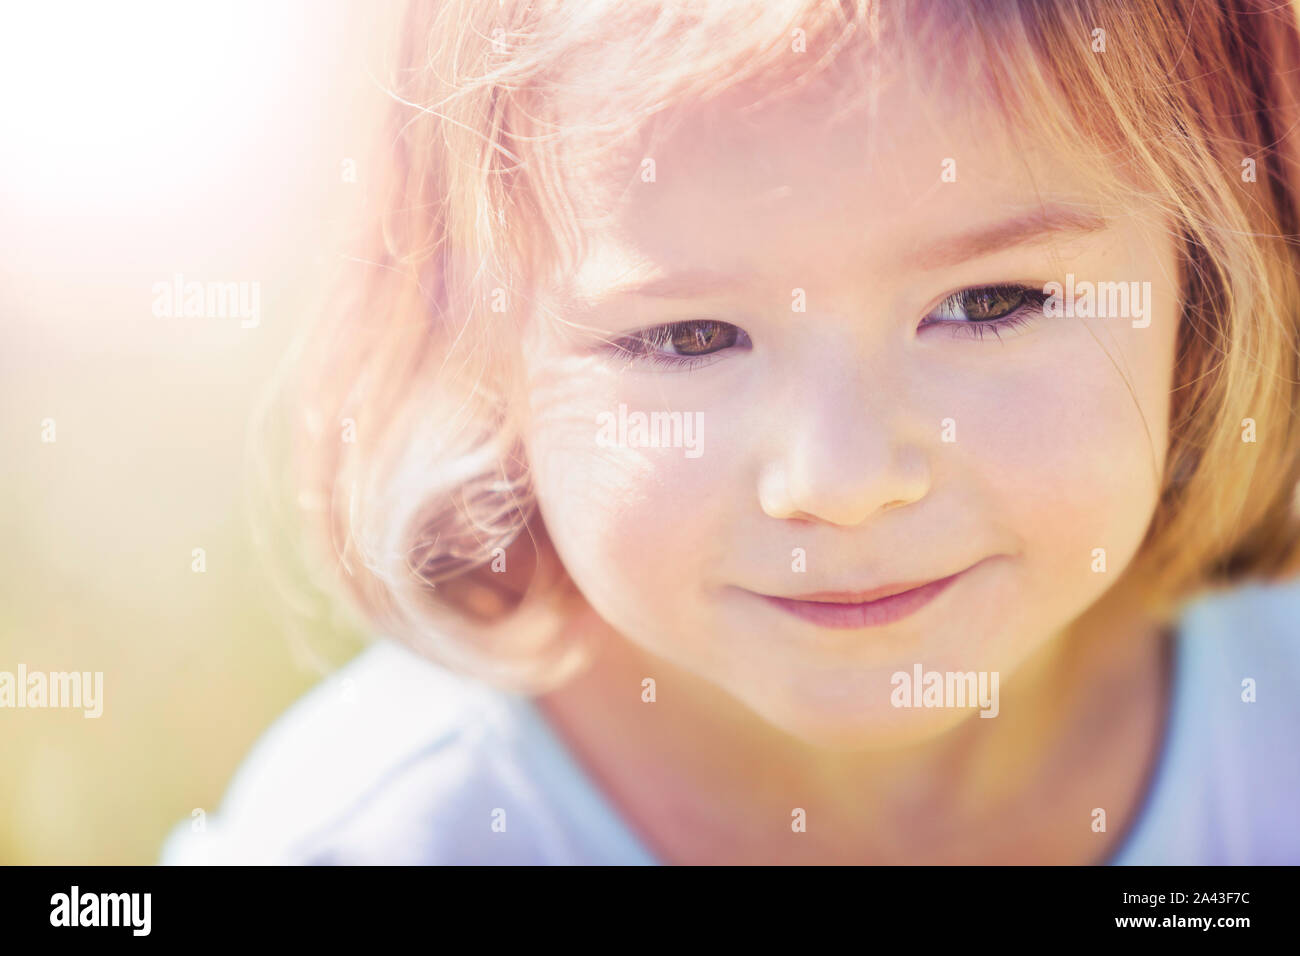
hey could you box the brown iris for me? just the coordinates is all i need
[958,286,1029,321]
[670,320,730,354]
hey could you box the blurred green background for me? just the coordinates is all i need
[0,1,398,863]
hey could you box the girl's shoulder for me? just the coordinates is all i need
[1111,577,1300,864]
[158,638,646,864]
[161,577,1300,865]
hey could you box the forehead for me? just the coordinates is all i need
[555,67,1115,303]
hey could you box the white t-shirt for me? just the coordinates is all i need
[160,580,1300,865]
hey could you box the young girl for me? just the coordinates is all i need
[163,0,1300,864]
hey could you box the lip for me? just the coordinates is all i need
[753,563,980,630]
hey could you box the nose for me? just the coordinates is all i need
[757,377,931,527]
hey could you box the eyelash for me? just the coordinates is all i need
[604,283,1049,368]
[921,282,1050,342]
[605,320,752,371]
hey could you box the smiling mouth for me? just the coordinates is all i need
[753,564,980,629]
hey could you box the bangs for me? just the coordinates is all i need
[499,0,1184,284]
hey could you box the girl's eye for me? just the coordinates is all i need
[607,319,752,370]
[921,283,1050,341]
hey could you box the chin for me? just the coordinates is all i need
[752,692,986,754]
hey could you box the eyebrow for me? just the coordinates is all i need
[584,267,761,302]
[903,206,1109,270]
[582,205,1109,303]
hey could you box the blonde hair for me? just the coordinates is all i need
[274,0,1300,691]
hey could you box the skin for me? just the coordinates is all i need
[516,65,1182,863]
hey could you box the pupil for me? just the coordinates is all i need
[967,287,1024,320]
[673,321,720,353]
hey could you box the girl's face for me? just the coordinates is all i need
[520,71,1181,750]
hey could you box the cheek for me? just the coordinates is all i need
[947,320,1172,603]
[522,357,735,624]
